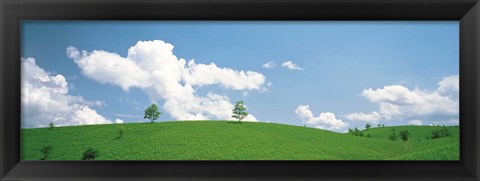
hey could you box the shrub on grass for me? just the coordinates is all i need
[82,148,99,160]
[365,123,371,130]
[40,146,52,160]
[388,129,397,141]
[399,130,410,141]
[49,122,55,129]
[431,129,440,139]
[348,127,364,137]
[431,126,452,139]
[117,126,125,139]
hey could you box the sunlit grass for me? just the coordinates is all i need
[21,121,459,160]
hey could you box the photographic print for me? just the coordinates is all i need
[20,21,459,160]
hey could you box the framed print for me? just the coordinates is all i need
[1,0,479,180]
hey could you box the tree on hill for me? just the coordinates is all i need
[377,123,381,127]
[431,126,452,139]
[348,127,364,137]
[232,101,248,123]
[144,104,161,123]
[365,123,371,130]
[388,129,397,141]
[399,130,411,141]
[348,128,353,134]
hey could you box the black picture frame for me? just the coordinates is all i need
[1,0,479,180]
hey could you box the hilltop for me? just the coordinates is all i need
[21,121,459,160]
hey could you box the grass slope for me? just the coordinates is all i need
[363,126,459,160]
[21,121,459,160]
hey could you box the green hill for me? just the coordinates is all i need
[363,125,459,140]
[21,121,459,160]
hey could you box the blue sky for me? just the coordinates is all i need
[21,21,459,132]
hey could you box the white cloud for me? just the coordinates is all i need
[408,119,422,126]
[437,75,459,99]
[183,60,266,90]
[21,57,113,128]
[115,114,143,118]
[243,91,249,97]
[295,105,349,130]
[281,61,304,70]
[262,61,276,69]
[67,40,266,122]
[345,112,382,123]
[432,119,458,126]
[115,119,124,124]
[70,106,112,125]
[378,103,402,119]
[67,46,151,91]
[345,75,458,124]
[362,84,458,116]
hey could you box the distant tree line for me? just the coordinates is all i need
[347,125,372,138]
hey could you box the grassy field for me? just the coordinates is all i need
[21,121,459,160]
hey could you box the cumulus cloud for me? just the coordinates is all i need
[183,60,266,90]
[345,75,459,125]
[67,46,151,91]
[408,119,422,126]
[432,119,458,126]
[281,61,304,70]
[115,114,143,118]
[345,112,382,123]
[437,75,459,99]
[115,119,124,124]
[295,105,349,130]
[67,40,265,121]
[362,85,458,116]
[21,57,113,128]
[262,61,276,69]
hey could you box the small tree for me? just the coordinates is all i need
[348,128,354,134]
[388,129,397,141]
[382,124,385,127]
[399,130,410,141]
[353,127,359,136]
[117,126,125,139]
[232,101,248,123]
[377,123,381,127]
[144,104,161,123]
[365,123,371,130]
[49,122,55,129]
[430,126,452,139]
[440,126,452,137]
[349,127,364,137]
